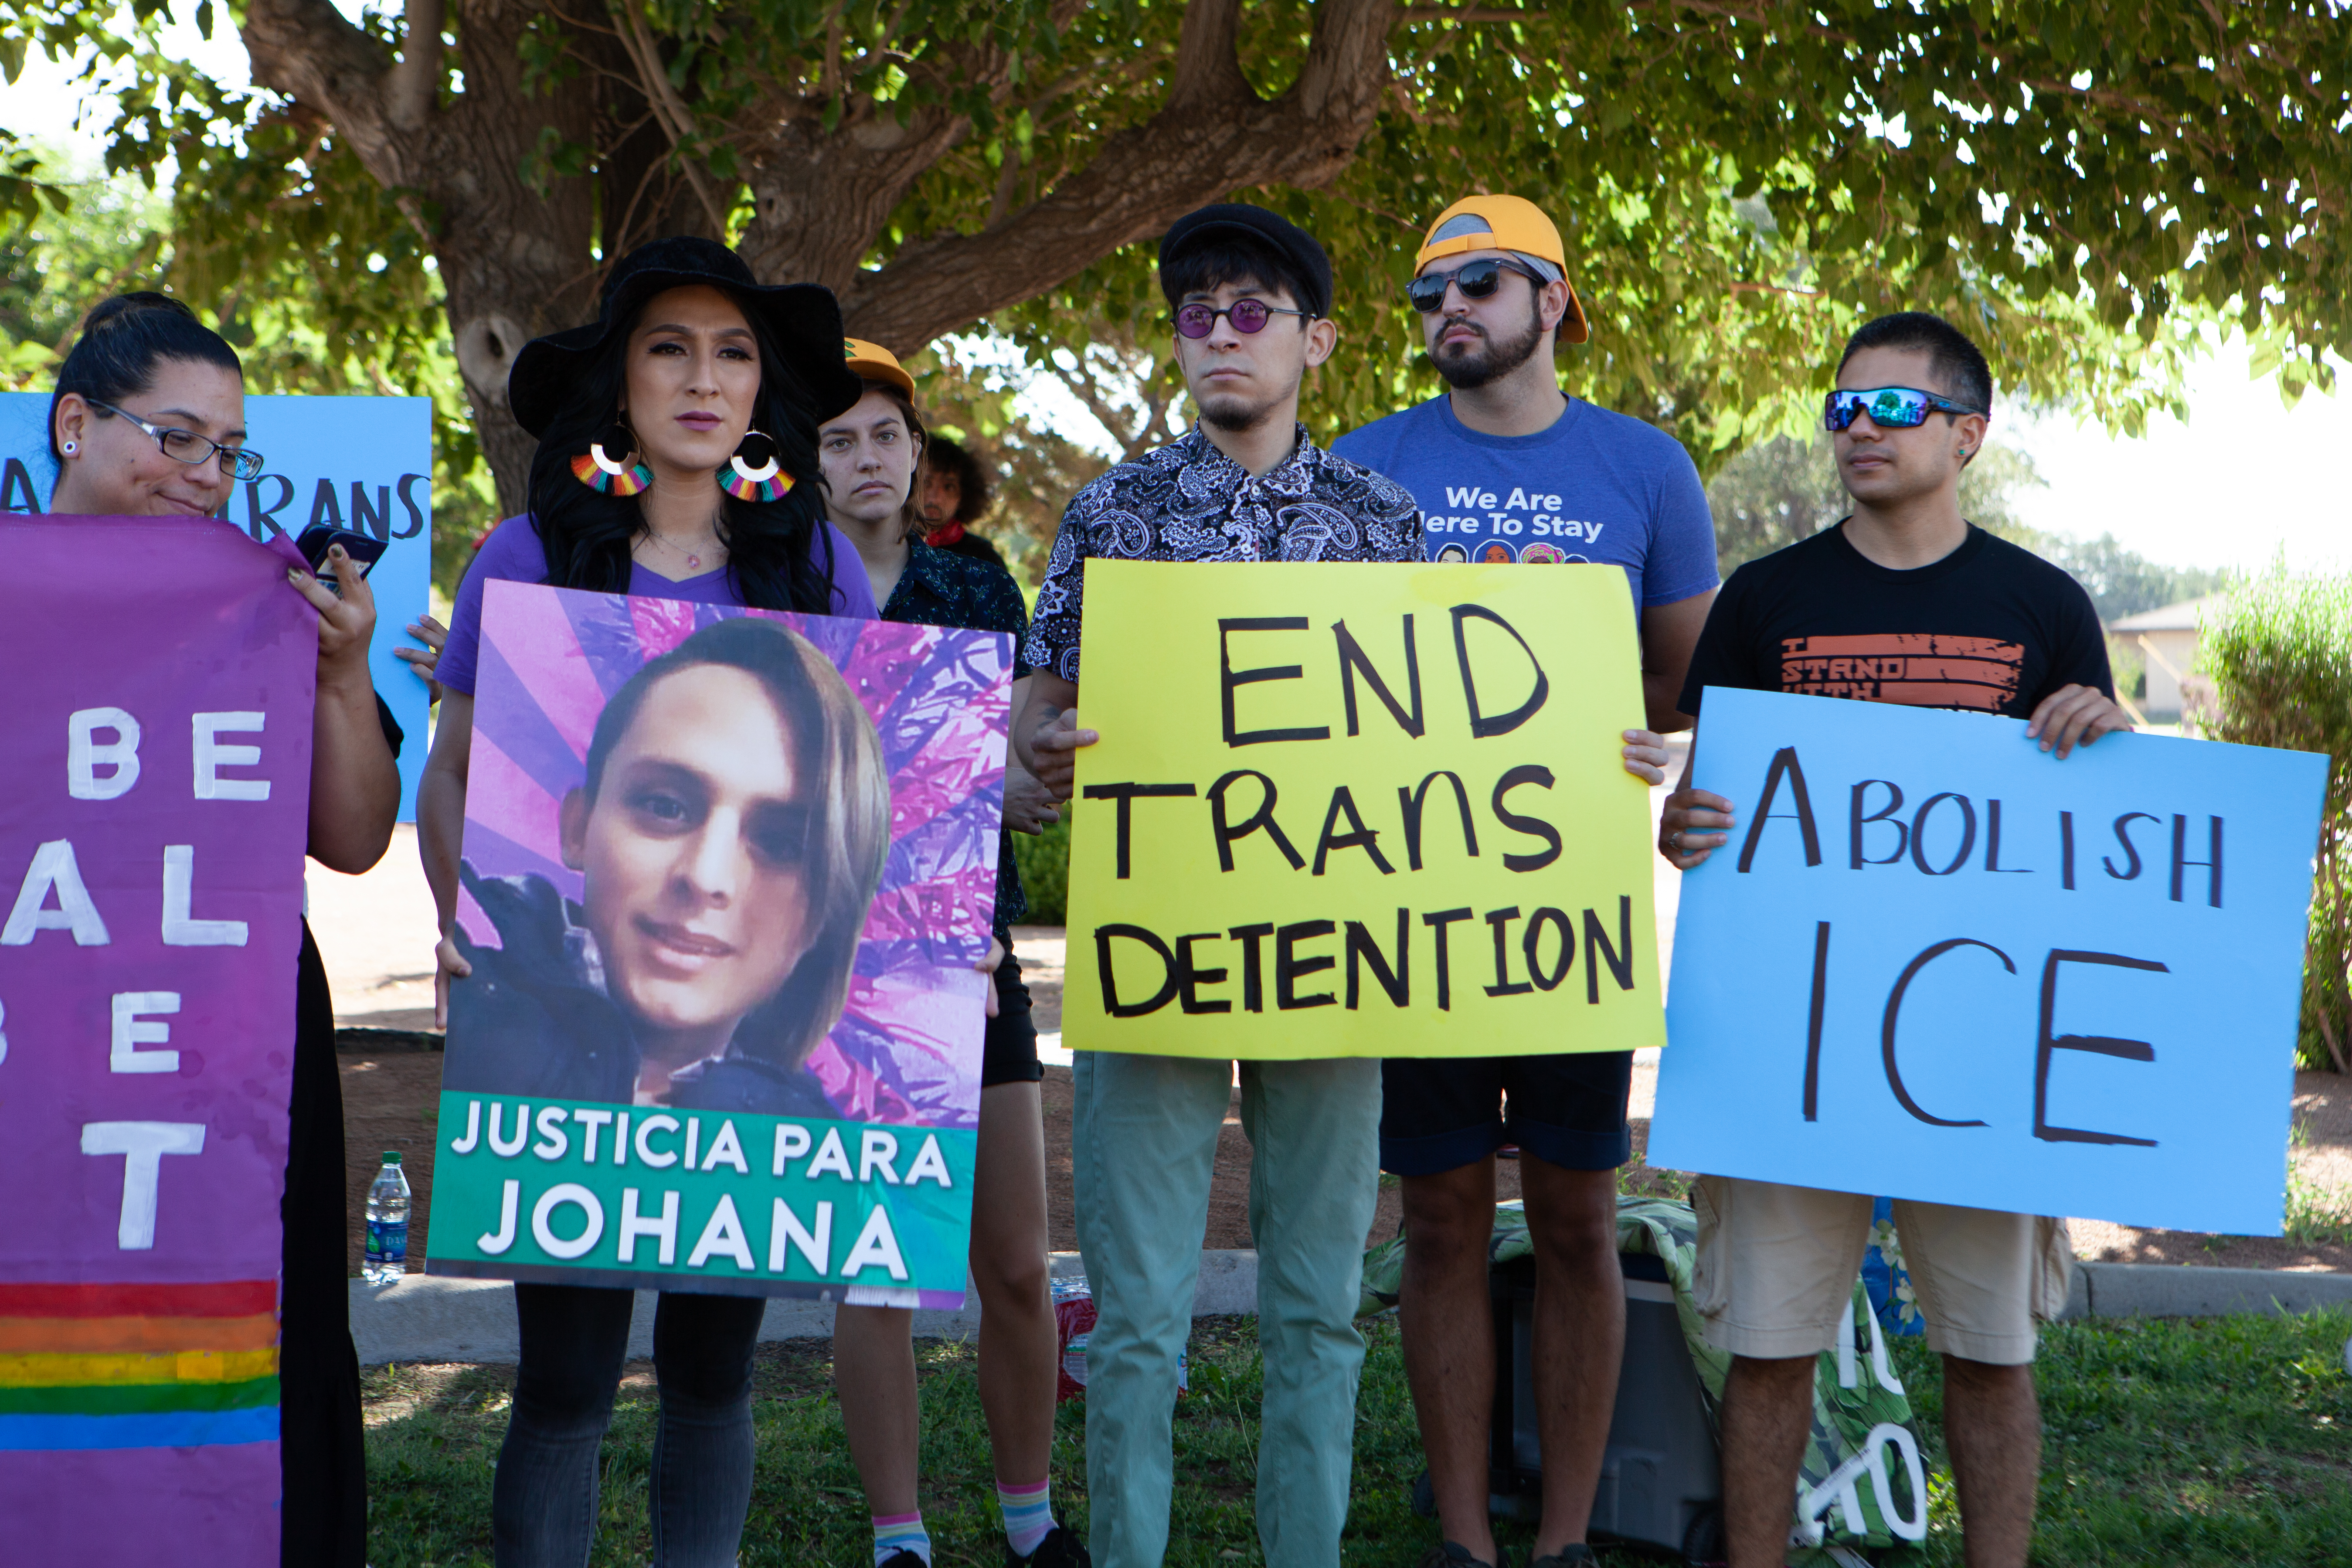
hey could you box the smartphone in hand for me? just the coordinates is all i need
[295,525,388,596]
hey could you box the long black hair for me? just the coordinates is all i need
[525,300,842,615]
[49,293,242,460]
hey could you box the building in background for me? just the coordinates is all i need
[2110,595,2223,723]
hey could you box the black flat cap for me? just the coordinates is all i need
[1158,203,1333,318]
[506,236,866,438]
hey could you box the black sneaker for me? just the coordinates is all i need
[1527,1548,1596,1568]
[1418,1544,1502,1568]
[1006,1524,1091,1568]
[878,1553,929,1568]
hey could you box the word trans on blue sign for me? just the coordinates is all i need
[1649,688,2328,1237]
[3,391,434,819]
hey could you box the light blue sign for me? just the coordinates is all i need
[1650,688,2328,1236]
[3,391,435,819]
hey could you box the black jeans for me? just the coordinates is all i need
[492,1283,766,1568]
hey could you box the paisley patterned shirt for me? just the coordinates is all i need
[1020,424,1425,684]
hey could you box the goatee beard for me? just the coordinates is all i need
[1435,305,1545,391]
[1201,398,1275,434]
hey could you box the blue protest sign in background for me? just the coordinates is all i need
[1649,688,2329,1236]
[2,391,435,820]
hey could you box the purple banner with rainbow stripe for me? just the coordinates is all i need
[430,582,1008,1307]
[0,517,316,1562]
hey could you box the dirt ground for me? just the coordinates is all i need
[2065,1070,2352,1273]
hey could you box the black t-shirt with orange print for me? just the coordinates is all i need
[1679,522,2112,720]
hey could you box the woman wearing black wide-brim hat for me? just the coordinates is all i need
[417,236,879,1568]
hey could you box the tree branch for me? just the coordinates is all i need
[987,139,1021,227]
[840,0,1398,351]
[611,0,730,235]
[1166,0,1247,110]
[238,0,407,180]
[388,0,443,133]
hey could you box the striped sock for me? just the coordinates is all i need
[872,1511,931,1568]
[998,1477,1054,1559]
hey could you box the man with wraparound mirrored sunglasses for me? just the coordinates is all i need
[1660,311,2128,1568]
[1331,193,1720,1568]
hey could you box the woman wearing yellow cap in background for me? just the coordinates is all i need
[818,339,1086,1568]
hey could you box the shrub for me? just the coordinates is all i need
[1011,813,1070,926]
[2197,568,2352,1073]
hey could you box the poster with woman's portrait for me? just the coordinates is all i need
[427,582,1009,1307]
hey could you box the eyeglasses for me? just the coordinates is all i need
[1171,299,1315,339]
[86,398,267,480]
[1407,256,1550,314]
[1822,386,1985,432]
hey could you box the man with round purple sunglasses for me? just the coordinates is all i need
[1017,202,1421,1568]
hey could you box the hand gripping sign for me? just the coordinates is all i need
[1650,688,2328,1235]
[1064,561,1664,1059]
[0,517,316,1564]
[427,583,1010,1308]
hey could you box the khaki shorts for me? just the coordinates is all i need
[1692,1176,2072,1366]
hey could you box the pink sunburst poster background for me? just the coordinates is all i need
[455,580,1009,1128]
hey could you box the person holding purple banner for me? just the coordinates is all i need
[819,339,1085,1568]
[420,235,877,1568]
[46,291,404,1568]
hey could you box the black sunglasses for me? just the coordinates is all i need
[1823,386,1986,432]
[1172,299,1316,339]
[1407,256,1550,314]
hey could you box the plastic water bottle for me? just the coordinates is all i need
[364,1152,410,1283]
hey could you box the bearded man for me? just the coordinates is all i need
[1330,194,1719,1568]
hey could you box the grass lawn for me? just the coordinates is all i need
[364,1309,2352,1567]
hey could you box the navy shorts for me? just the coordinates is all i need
[1379,1051,1634,1175]
[981,947,1042,1088]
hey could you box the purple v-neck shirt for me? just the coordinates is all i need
[435,513,877,698]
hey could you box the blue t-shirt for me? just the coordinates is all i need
[1332,395,1720,615]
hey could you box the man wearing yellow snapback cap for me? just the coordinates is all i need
[1332,194,1720,1568]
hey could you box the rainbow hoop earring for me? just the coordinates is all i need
[721,430,792,503]
[572,423,652,496]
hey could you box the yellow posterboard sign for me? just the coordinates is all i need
[1063,561,1665,1058]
